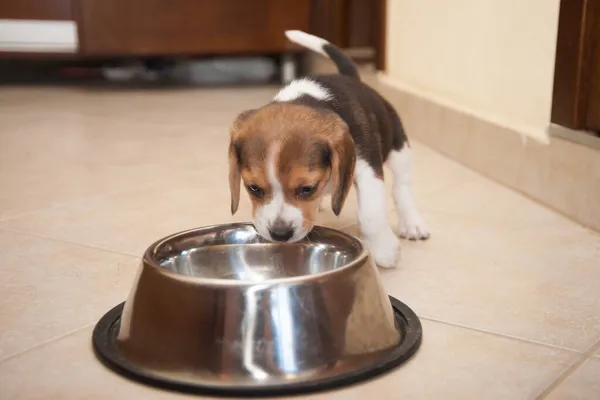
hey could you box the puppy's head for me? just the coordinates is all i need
[228,103,355,242]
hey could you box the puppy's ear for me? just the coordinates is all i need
[228,110,255,215]
[328,121,356,216]
[228,139,243,215]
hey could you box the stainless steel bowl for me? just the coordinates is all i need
[93,223,422,396]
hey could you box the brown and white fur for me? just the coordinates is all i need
[228,30,429,268]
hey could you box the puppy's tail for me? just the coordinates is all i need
[285,30,359,80]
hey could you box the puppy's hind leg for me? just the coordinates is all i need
[354,159,400,268]
[387,144,430,240]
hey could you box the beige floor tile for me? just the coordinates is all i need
[0,320,575,400]
[0,161,166,220]
[0,138,475,257]
[545,357,600,400]
[0,86,277,220]
[414,173,575,227]
[0,327,197,400]
[408,141,480,195]
[0,175,244,256]
[341,178,600,351]
[305,320,575,400]
[0,86,276,122]
[0,117,226,171]
[0,230,138,361]
[2,84,599,397]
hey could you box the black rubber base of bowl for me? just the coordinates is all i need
[92,296,422,398]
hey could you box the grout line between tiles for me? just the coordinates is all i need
[0,227,140,258]
[419,316,582,354]
[535,337,600,399]
[0,323,95,365]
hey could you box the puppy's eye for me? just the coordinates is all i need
[296,185,317,199]
[247,184,264,198]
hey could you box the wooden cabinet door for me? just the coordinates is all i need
[552,0,600,132]
[310,0,386,71]
[75,0,310,55]
[0,0,73,20]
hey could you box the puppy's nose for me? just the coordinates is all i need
[269,222,294,242]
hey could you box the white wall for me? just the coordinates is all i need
[384,0,561,141]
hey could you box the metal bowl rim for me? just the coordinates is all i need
[92,296,422,397]
[141,222,370,287]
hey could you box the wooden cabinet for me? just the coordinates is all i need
[0,0,386,71]
[74,0,310,56]
[0,0,310,56]
[551,0,600,132]
[310,0,386,70]
[0,0,73,20]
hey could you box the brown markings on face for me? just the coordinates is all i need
[240,165,270,218]
[229,103,355,235]
[229,109,269,215]
[277,134,331,232]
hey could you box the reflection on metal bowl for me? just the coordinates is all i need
[93,223,422,397]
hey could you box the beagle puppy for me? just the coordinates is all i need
[228,30,430,268]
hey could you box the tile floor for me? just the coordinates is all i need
[1,86,600,399]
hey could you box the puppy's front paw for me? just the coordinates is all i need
[364,230,400,268]
[399,214,430,241]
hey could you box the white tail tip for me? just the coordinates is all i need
[284,30,328,56]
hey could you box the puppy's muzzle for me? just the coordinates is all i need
[269,220,294,242]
